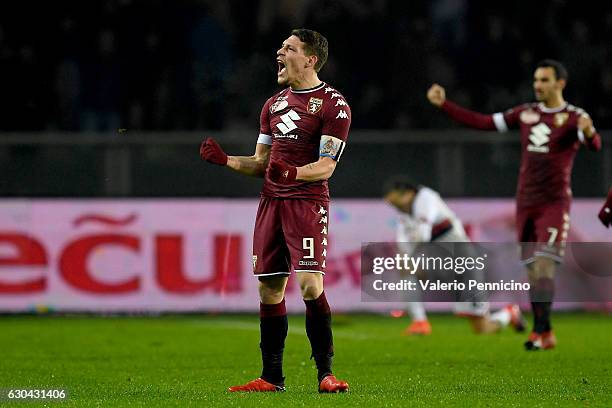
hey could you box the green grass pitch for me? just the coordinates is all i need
[1,313,610,407]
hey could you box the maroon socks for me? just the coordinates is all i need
[260,299,288,385]
[304,291,334,382]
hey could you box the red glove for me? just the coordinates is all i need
[598,188,612,228]
[199,138,228,166]
[268,159,297,184]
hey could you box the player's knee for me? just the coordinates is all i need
[300,282,322,300]
[258,277,287,303]
[259,285,285,304]
[528,257,555,281]
[298,275,323,301]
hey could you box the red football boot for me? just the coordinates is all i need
[319,375,349,393]
[524,331,541,350]
[402,320,432,336]
[228,377,285,392]
[525,330,556,351]
[541,330,557,350]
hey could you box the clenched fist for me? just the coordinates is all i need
[200,138,228,166]
[427,83,446,107]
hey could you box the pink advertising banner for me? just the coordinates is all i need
[0,199,609,312]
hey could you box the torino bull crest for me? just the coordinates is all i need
[308,97,323,114]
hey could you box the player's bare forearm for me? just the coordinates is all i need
[296,157,337,181]
[226,143,270,178]
[226,156,267,177]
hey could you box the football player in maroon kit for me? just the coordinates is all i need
[200,29,350,392]
[427,60,602,350]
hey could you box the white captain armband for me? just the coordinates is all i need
[257,133,272,145]
[492,112,508,132]
[319,135,346,161]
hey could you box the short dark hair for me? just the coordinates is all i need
[383,176,419,196]
[291,28,328,72]
[536,59,568,81]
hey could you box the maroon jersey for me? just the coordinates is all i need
[493,102,600,207]
[258,82,351,201]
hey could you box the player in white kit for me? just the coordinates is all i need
[383,176,526,335]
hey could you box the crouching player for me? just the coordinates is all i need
[383,176,526,335]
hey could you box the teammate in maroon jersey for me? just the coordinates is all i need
[200,29,350,392]
[427,59,602,350]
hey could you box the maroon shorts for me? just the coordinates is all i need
[252,197,329,276]
[516,202,570,264]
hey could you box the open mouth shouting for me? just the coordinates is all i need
[277,59,287,77]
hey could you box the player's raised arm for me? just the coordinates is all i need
[577,113,602,151]
[199,138,271,178]
[427,83,499,131]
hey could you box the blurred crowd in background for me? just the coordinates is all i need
[1,0,611,132]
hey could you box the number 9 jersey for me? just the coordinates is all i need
[257,82,351,202]
[252,83,351,276]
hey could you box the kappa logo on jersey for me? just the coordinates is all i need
[336,110,349,119]
[331,92,342,99]
[554,112,569,127]
[252,255,257,271]
[270,99,289,114]
[324,87,334,94]
[520,109,541,125]
[308,97,323,114]
[528,123,551,153]
[276,109,301,134]
[335,99,347,107]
